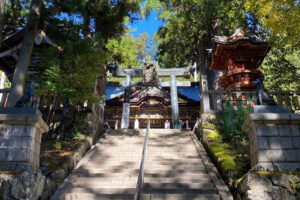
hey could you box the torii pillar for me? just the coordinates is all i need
[121,75,131,129]
[170,75,180,129]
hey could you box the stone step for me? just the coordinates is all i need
[68,187,135,194]
[65,193,134,200]
[146,155,201,159]
[143,164,207,171]
[88,156,202,163]
[88,157,142,161]
[71,178,137,188]
[144,177,212,184]
[140,194,220,200]
[81,162,140,169]
[82,160,205,168]
[149,136,190,139]
[147,146,197,149]
[74,167,140,174]
[75,168,208,176]
[144,172,210,179]
[147,144,194,147]
[144,168,208,174]
[141,188,218,195]
[143,182,215,189]
[84,161,141,167]
[97,141,144,145]
[75,172,138,178]
[145,159,204,165]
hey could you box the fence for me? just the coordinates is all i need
[209,90,300,113]
[209,90,300,147]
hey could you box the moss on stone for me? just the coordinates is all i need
[203,123,217,131]
[257,171,300,178]
[207,131,220,139]
[208,142,241,172]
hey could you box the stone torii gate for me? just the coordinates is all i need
[108,64,196,129]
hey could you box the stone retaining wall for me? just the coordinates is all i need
[237,173,300,200]
[242,113,300,171]
[41,139,92,200]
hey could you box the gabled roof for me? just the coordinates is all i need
[105,85,201,102]
[178,86,200,101]
[0,28,60,80]
[105,87,125,101]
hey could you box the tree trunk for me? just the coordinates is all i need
[0,0,5,48]
[59,102,68,141]
[6,0,42,107]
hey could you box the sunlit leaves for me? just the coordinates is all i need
[155,0,247,68]
[244,0,300,48]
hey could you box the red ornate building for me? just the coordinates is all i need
[210,29,270,91]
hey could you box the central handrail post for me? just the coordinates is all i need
[134,114,150,200]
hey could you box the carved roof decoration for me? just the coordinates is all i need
[210,29,271,71]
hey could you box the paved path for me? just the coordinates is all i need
[51,129,233,200]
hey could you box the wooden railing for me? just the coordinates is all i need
[269,91,300,111]
[134,114,150,200]
[208,90,300,113]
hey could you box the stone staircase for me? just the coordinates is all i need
[51,129,232,200]
[52,129,145,200]
[140,129,221,200]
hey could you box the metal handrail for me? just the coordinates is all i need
[134,114,150,200]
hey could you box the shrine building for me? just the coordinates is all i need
[104,82,200,129]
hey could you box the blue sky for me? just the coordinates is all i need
[129,11,164,39]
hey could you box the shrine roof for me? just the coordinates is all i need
[105,85,201,102]
[0,28,60,80]
[105,87,124,100]
[210,29,270,71]
[178,86,200,101]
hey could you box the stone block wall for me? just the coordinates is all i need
[0,109,48,171]
[243,113,300,171]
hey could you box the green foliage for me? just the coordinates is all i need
[261,47,300,91]
[53,142,62,150]
[46,0,144,40]
[3,0,29,38]
[222,100,251,140]
[106,31,156,69]
[203,123,217,131]
[155,0,247,68]
[244,0,300,49]
[36,37,103,105]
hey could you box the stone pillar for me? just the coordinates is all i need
[0,108,49,171]
[134,119,139,129]
[121,75,131,129]
[170,75,180,129]
[200,74,210,114]
[242,106,300,171]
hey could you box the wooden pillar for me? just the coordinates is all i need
[200,74,210,113]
